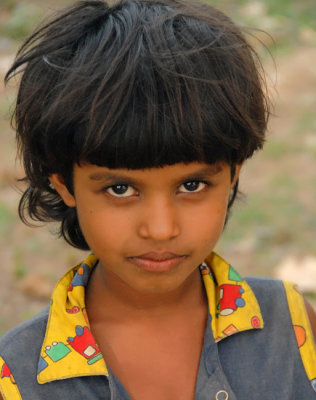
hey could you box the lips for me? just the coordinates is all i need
[128,251,186,272]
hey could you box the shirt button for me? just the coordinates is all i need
[215,390,229,400]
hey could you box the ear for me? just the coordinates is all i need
[231,163,243,187]
[49,174,76,207]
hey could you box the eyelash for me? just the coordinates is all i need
[102,180,211,198]
[104,184,137,198]
[178,180,210,194]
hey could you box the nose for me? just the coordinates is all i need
[137,196,180,241]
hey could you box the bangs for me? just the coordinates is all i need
[78,123,235,170]
[74,70,242,169]
[38,0,265,173]
[6,0,269,250]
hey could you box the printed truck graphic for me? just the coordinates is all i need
[218,284,245,316]
[67,325,103,364]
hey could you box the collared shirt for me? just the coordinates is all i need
[0,252,315,399]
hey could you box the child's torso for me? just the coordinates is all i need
[0,255,315,399]
[89,306,207,400]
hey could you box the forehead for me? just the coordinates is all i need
[74,161,229,184]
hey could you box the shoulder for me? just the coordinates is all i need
[0,306,49,354]
[245,277,316,391]
[245,276,315,335]
[0,307,49,374]
[244,276,289,321]
[0,307,49,400]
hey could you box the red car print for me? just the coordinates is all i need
[219,284,245,316]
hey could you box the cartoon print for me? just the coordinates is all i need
[228,265,243,282]
[67,325,103,365]
[251,316,261,329]
[218,284,245,316]
[1,363,16,384]
[37,341,72,374]
[293,325,306,348]
[45,341,71,362]
[66,306,80,314]
[68,263,90,291]
[222,324,239,336]
[199,264,210,275]
[37,356,49,374]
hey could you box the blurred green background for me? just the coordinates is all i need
[0,0,315,335]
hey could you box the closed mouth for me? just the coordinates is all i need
[132,251,185,261]
[128,252,186,272]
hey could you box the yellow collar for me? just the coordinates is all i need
[37,252,263,384]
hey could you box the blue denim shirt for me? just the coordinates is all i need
[0,253,315,399]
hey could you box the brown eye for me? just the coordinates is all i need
[179,181,207,193]
[111,185,128,194]
[106,185,136,197]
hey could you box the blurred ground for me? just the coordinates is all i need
[0,0,316,335]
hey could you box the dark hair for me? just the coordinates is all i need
[6,0,269,250]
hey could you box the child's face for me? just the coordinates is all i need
[51,162,241,294]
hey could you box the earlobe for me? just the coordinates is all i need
[49,174,76,207]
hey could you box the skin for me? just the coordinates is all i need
[51,161,240,300]
[305,299,316,339]
[49,161,316,400]
[50,161,240,400]
[0,162,315,400]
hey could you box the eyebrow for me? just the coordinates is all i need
[178,165,223,181]
[88,171,135,183]
[88,164,223,183]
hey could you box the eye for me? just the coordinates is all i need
[178,181,208,193]
[106,184,137,198]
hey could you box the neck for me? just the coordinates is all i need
[86,264,207,323]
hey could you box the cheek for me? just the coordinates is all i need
[203,210,227,237]
[185,202,227,242]
[194,201,228,239]
[76,204,131,250]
